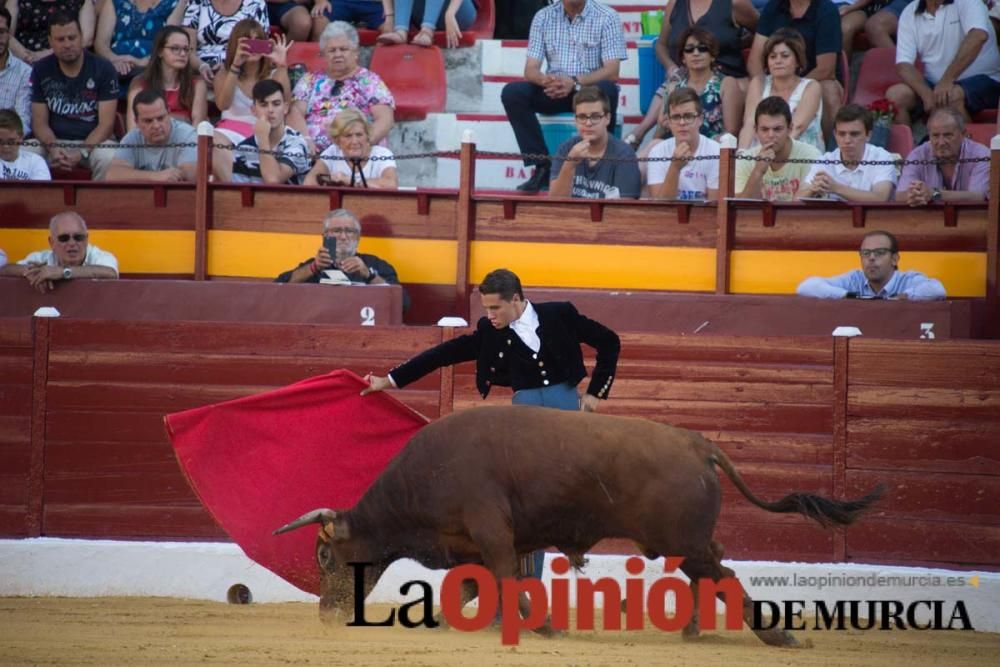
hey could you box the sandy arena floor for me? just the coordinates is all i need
[1,597,998,666]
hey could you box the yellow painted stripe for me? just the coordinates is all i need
[731,251,986,297]
[206,230,457,283]
[470,241,717,291]
[0,229,195,274]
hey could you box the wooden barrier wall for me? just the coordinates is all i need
[2,316,998,570]
[1,137,997,329]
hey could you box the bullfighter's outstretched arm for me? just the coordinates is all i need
[362,326,483,394]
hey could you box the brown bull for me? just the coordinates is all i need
[275,405,882,646]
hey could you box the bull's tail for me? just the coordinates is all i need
[709,442,883,527]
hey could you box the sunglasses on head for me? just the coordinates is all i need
[56,233,87,243]
[683,44,711,54]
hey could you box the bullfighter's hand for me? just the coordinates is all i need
[580,393,599,413]
[361,374,392,395]
[315,247,334,270]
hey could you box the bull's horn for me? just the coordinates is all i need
[273,508,337,535]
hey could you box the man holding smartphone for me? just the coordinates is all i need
[548,86,640,199]
[274,208,410,311]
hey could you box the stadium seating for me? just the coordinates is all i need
[966,123,997,147]
[852,47,901,108]
[887,123,914,158]
[369,44,447,120]
[287,42,326,74]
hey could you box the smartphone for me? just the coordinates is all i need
[323,236,337,260]
[245,38,273,55]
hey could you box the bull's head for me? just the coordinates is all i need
[274,508,382,621]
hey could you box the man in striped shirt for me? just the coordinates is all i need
[501,0,627,193]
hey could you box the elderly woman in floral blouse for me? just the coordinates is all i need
[287,20,394,155]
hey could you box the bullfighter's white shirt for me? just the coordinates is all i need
[510,300,541,353]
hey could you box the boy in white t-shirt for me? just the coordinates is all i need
[797,103,897,202]
[0,109,50,181]
[646,87,720,200]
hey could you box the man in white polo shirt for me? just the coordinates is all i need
[887,0,1000,125]
[796,104,897,202]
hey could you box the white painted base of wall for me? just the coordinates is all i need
[1,538,996,631]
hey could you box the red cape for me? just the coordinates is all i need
[164,370,428,594]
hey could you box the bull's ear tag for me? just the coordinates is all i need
[322,523,336,540]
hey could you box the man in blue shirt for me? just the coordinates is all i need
[501,0,628,193]
[796,230,947,300]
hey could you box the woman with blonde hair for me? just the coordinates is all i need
[211,18,290,169]
[126,25,207,131]
[304,108,398,189]
[738,28,823,152]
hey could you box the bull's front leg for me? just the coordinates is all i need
[434,577,479,629]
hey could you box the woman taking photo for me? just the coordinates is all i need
[126,25,207,130]
[738,28,823,152]
[304,108,398,189]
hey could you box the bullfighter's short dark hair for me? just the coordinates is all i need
[480,269,523,302]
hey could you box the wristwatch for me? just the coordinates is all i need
[571,75,582,92]
[364,267,379,284]
[62,267,73,280]
[80,148,91,160]
[931,188,942,202]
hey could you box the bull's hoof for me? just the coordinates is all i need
[533,623,565,638]
[758,628,811,649]
[681,624,701,641]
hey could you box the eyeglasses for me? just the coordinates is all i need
[326,227,360,237]
[668,112,702,124]
[574,112,607,125]
[164,46,192,55]
[683,44,711,54]
[859,248,893,258]
[56,233,87,243]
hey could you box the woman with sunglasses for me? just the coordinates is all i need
[303,108,398,189]
[738,28,823,152]
[126,25,208,130]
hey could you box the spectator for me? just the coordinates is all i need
[627,26,743,149]
[748,0,843,142]
[27,12,118,179]
[0,247,5,267]
[647,87,721,200]
[0,108,50,180]
[266,1,315,41]
[739,28,823,151]
[864,0,916,48]
[212,19,291,170]
[0,211,119,292]
[304,107,398,188]
[94,0,186,90]
[896,107,991,205]
[888,0,1000,126]
[549,85,640,199]
[105,89,197,182]
[797,230,947,299]
[275,207,411,311]
[183,0,269,85]
[126,25,208,131]
[734,96,820,199]
[0,5,31,135]
[377,0,476,47]
[288,21,395,154]
[219,78,311,184]
[4,0,95,64]
[797,103,897,201]
[500,0,627,193]
[834,0,888,58]
[311,0,391,41]
[656,0,758,82]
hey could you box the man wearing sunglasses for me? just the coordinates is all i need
[549,86,640,199]
[796,230,946,300]
[0,211,119,292]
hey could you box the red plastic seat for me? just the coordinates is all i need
[971,108,998,124]
[369,44,446,120]
[966,123,996,147]
[853,47,901,108]
[286,41,326,73]
[887,123,913,158]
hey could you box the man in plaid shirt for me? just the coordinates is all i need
[501,0,627,193]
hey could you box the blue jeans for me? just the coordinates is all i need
[512,382,581,410]
[394,0,477,31]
